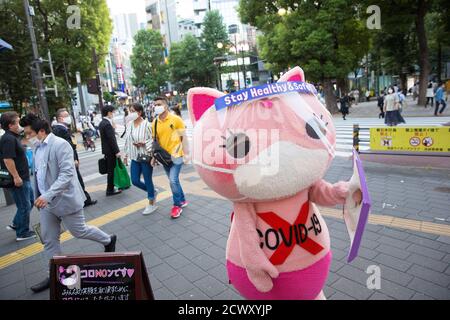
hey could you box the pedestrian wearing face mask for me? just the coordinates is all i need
[151,96,189,219]
[52,108,97,208]
[19,113,117,293]
[383,86,406,126]
[98,106,123,196]
[123,103,157,215]
[0,111,36,241]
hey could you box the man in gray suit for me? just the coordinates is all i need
[20,114,117,293]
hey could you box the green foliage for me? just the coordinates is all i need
[199,10,229,87]
[103,91,114,103]
[169,35,207,92]
[239,0,370,112]
[0,0,113,113]
[130,29,168,94]
[168,10,229,90]
[241,0,370,81]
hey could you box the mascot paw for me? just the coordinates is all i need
[247,269,274,293]
[246,262,279,293]
[334,181,351,199]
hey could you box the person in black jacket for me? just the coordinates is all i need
[52,108,97,207]
[339,93,350,120]
[98,106,122,196]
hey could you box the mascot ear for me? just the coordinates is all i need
[187,87,225,125]
[278,66,305,82]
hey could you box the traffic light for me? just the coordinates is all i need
[71,92,77,103]
[87,79,98,94]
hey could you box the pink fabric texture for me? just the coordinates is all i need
[227,251,332,300]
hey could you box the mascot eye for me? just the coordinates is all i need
[220,131,251,158]
[306,116,328,140]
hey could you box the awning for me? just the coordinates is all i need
[0,101,12,109]
[114,91,128,98]
[0,38,13,51]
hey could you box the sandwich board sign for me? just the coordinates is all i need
[50,252,154,300]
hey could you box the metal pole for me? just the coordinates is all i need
[23,0,49,121]
[75,71,86,115]
[234,34,241,89]
[218,63,222,91]
[63,61,77,131]
[93,48,104,111]
[48,51,57,97]
[3,189,14,206]
[241,46,247,88]
[353,124,360,153]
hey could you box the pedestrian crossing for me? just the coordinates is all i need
[76,116,450,161]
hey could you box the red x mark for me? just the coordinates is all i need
[258,202,324,265]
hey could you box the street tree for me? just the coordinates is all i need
[131,29,168,95]
[0,0,112,114]
[200,10,230,87]
[169,34,208,92]
[239,0,370,114]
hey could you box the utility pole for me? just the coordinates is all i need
[92,48,104,111]
[23,0,49,121]
[241,46,247,89]
[75,71,86,115]
[63,60,77,130]
[234,34,241,90]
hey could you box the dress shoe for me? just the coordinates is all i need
[84,199,98,207]
[31,277,50,293]
[104,234,117,252]
[106,189,122,196]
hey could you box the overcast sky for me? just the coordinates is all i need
[107,0,194,24]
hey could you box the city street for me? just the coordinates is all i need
[1,0,449,306]
[1,102,449,300]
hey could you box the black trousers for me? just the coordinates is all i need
[105,155,116,192]
[435,100,447,115]
[75,166,92,205]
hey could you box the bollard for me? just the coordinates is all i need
[3,188,14,206]
[353,124,360,153]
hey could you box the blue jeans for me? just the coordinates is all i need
[130,160,155,200]
[163,157,185,207]
[9,180,34,237]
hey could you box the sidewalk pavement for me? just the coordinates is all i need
[340,96,449,119]
[1,157,449,300]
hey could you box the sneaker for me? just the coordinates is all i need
[6,225,16,231]
[180,201,189,208]
[142,204,158,215]
[16,231,36,242]
[171,206,183,219]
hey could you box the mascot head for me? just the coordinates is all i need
[187,66,336,203]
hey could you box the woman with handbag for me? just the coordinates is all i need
[123,103,157,215]
[384,86,406,126]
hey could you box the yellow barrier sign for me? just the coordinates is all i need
[370,127,450,152]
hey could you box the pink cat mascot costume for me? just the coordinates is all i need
[187,66,352,300]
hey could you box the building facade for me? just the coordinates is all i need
[145,0,180,53]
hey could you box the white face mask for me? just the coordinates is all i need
[154,106,165,115]
[63,116,72,126]
[28,136,40,147]
[125,112,138,123]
